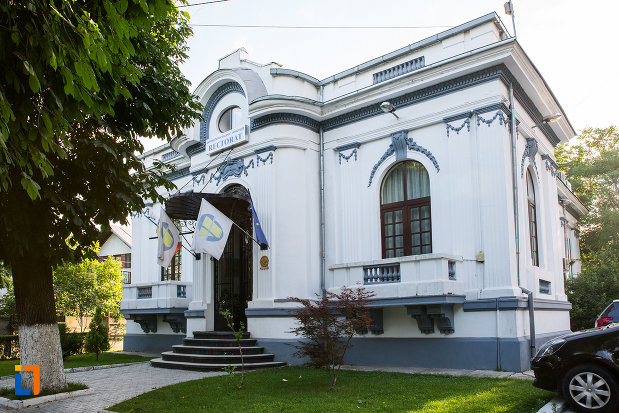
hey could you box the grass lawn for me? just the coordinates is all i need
[0,352,154,377]
[110,367,554,413]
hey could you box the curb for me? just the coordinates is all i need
[0,361,151,379]
[0,388,95,410]
[536,397,568,413]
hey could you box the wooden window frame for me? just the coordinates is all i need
[161,249,182,281]
[380,161,432,258]
[527,170,539,267]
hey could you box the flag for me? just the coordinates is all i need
[193,199,233,260]
[157,208,181,268]
[249,192,269,250]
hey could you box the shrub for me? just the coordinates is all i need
[58,324,85,360]
[288,286,374,390]
[0,335,19,360]
[84,307,109,360]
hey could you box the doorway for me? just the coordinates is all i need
[213,185,253,331]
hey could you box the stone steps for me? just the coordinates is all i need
[151,331,287,372]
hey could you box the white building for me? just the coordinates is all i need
[121,13,586,371]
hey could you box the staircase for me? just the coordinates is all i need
[150,331,286,371]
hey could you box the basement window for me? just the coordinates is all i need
[539,280,551,295]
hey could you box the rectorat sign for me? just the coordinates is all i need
[206,125,248,155]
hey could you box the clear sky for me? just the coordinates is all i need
[144,0,619,150]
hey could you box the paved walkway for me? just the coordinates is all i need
[0,362,222,413]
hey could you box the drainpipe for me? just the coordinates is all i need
[509,83,536,359]
[319,85,326,298]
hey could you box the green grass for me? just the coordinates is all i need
[0,382,87,400]
[0,352,154,377]
[110,367,554,413]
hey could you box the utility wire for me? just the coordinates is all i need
[189,23,453,29]
[178,0,230,8]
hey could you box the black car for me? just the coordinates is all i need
[531,324,619,413]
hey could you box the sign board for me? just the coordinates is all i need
[206,125,248,155]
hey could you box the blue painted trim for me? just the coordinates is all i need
[443,111,473,123]
[338,149,358,164]
[163,166,191,181]
[445,118,470,138]
[120,308,187,316]
[541,154,558,169]
[474,102,511,117]
[187,82,246,157]
[256,152,274,166]
[368,294,465,307]
[335,142,361,151]
[250,113,320,133]
[245,308,295,318]
[123,333,184,354]
[162,151,180,162]
[521,138,539,178]
[184,310,205,318]
[254,145,278,154]
[368,133,439,187]
[208,157,255,186]
[463,297,572,312]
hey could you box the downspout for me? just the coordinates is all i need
[509,83,536,359]
[319,85,326,298]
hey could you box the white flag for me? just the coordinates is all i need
[157,208,181,267]
[192,199,233,260]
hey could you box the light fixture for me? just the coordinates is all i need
[542,113,562,123]
[380,101,399,119]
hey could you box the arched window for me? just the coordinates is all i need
[380,161,431,258]
[218,106,242,132]
[526,169,539,267]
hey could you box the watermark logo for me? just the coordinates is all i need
[14,365,40,396]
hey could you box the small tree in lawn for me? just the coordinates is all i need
[288,285,375,390]
[220,309,246,388]
[84,307,109,360]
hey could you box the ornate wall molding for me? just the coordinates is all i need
[541,154,558,178]
[335,142,361,165]
[250,113,320,133]
[256,152,273,166]
[372,56,425,84]
[367,131,439,187]
[187,82,246,157]
[208,157,255,186]
[521,138,540,179]
[476,110,509,128]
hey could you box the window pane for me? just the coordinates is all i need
[394,210,402,222]
[412,246,421,255]
[381,165,404,204]
[527,170,536,202]
[386,250,394,258]
[412,234,421,246]
[422,232,430,245]
[421,245,431,254]
[396,248,404,257]
[406,161,430,200]
[385,225,393,236]
[421,206,430,219]
[395,236,403,248]
[421,219,430,232]
[385,211,393,224]
[386,238,394,249]
[411,221,420,233]
[411,207,419,220]
[395,223,403,235]
[218,106,242,133]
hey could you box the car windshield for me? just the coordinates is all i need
[600,302,619,319]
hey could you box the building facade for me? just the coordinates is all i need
[121,13,585,371]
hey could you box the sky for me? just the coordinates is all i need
[144,0,619,150]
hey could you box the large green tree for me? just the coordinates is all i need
[0,0,201,390]
[556,126,619,330]
[54,251,124,332]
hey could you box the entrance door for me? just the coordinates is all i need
[213,186,253,331]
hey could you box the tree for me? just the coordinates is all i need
[556,126,619,330]
[54,250,123,332]
[220,309,247,388]
[0,1,201,390]
[288,286,374,390]
[84,307,109,361]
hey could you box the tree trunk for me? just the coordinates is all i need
[12,254,66,391]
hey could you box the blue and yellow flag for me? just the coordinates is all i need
[249,192,269,250]
[192,199,233,260]
[157,209,181,267]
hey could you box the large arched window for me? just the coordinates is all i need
[526,169,539,267]
[380,161,431,258]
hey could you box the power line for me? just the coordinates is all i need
[189,23,453,30]
[178,0,230,8]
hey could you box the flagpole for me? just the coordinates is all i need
[232,221,265,249]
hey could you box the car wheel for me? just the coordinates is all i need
[562,364,618,413]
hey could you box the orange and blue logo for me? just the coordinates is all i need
[14,365,40,396]
[197,214,224,241]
